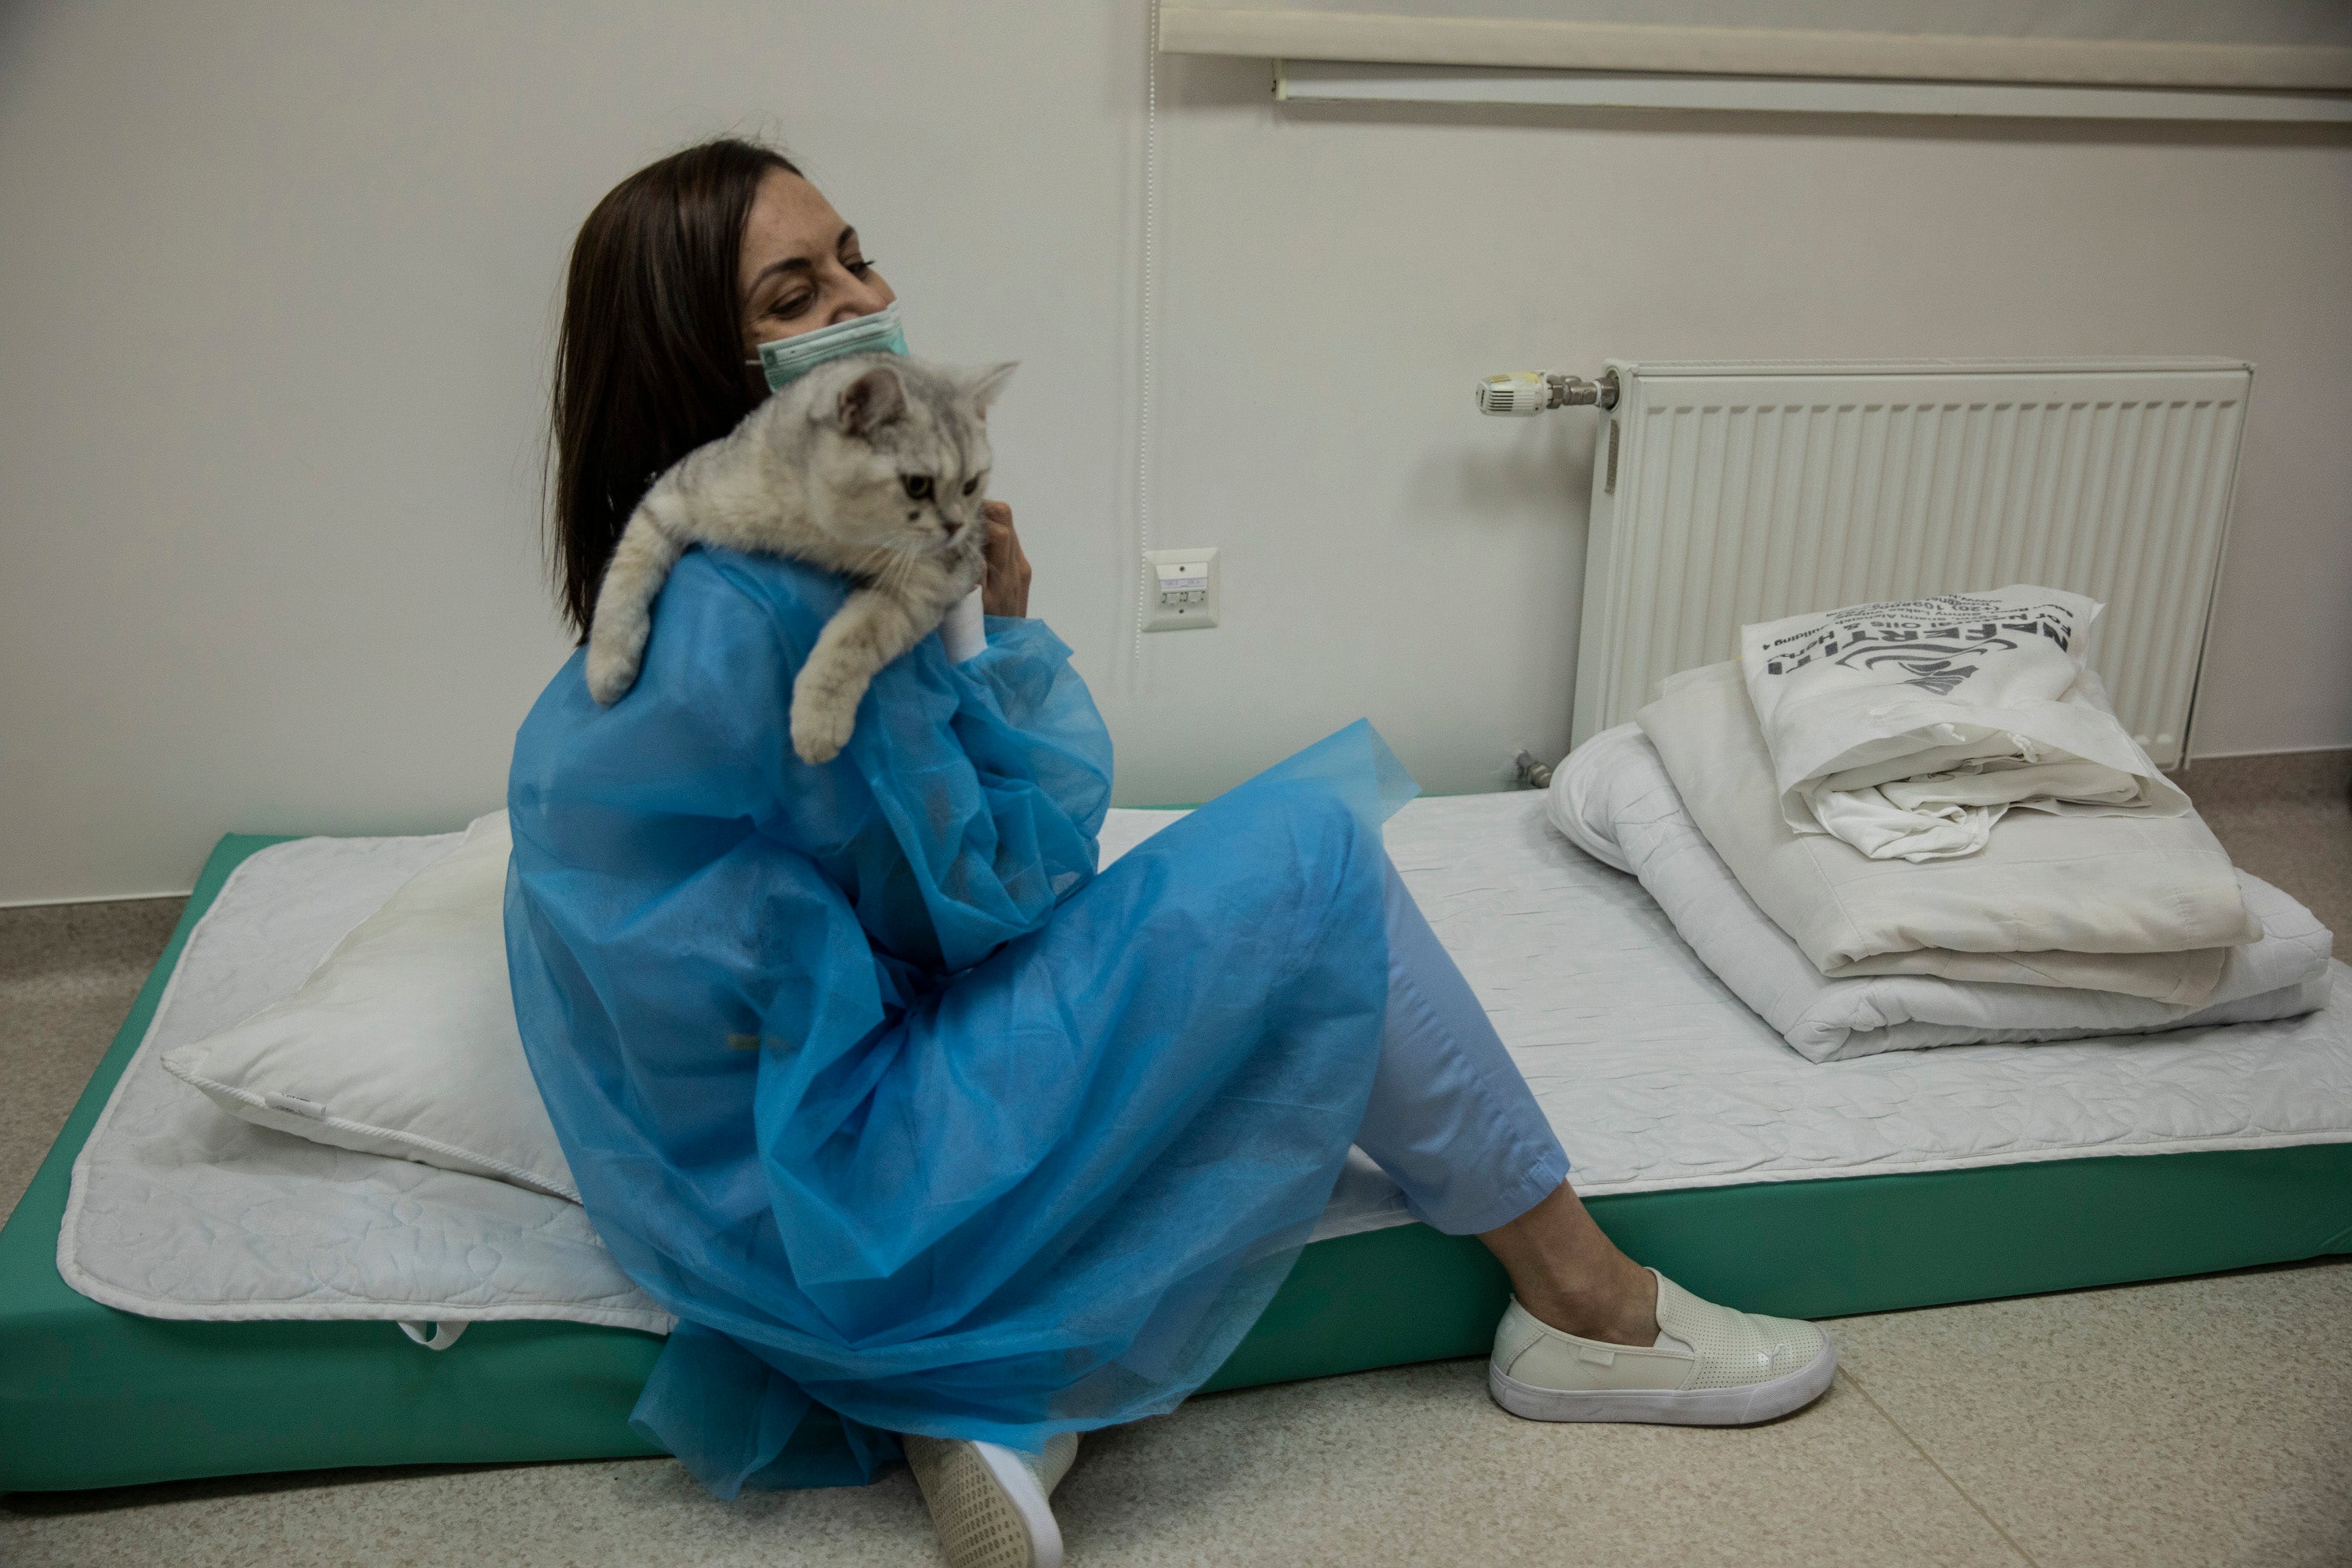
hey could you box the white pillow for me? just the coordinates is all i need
[163,811,577,1202]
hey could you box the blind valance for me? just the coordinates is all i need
[1158,2,2352,91]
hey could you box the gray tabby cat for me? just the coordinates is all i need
[584,354,1014,764]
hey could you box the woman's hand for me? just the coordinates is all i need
[980,500,1032,618]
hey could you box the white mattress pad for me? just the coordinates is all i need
[63,795,2352,1334]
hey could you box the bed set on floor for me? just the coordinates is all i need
[6,708,2349,1491]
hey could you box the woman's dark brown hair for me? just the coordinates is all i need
[549,137,800,639]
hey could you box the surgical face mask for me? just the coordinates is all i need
[746,303,907,391]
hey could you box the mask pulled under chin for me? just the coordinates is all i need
[748,303,908,391]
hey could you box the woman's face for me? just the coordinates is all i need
[737,169,895,362]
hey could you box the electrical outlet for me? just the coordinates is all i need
[1143,548,1220,632]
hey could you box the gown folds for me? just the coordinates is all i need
[505,547,1415,1495]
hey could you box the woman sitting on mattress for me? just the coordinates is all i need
[503,136,1835,1568]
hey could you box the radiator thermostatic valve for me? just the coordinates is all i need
[1475,368,1617,416]
[1475,372,1552,416]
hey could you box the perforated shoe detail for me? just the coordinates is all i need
[903,1436,1061,1568]
[1653,1273,1828,1389]
[1029,1431,1080,1496]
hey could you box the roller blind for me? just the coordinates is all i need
[1158,2,2352,91]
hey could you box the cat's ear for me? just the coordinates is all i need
[964,361,1018,420]
[833,365,908,436]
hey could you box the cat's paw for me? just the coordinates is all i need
[583,640,641,706]
[790,690,857,765]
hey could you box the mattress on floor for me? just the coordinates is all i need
[49,822,1410,1342]
[6,802,2351,1493]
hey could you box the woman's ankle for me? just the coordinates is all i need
[1518,1258,1660,1346]
[1478,1180,1662,1345]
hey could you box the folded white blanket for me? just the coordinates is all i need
[1740,586,2189,861]
[1550,724,2332,1062]
[1639,660,2260,1005]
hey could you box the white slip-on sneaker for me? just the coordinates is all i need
[1488,1270,1835,1426]
[902,1431,1080,1568]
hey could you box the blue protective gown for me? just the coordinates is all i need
[504,546,1414,1495]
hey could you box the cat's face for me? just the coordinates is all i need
[789,356,1014,561]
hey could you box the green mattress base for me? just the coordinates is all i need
[5,835,2348,1494]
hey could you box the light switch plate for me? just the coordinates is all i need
[1143,547,1220,632]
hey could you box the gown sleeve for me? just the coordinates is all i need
[836,604,1113,975]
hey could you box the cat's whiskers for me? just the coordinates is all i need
[874,547,917,602]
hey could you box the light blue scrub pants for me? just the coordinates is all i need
[1352,857,1573,1236]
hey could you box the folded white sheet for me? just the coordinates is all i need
[1639,660,2260,1004]
[1740,587,2188,861]
[1551,724,2332,1062]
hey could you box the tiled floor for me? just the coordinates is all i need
[5,755,2349,1566]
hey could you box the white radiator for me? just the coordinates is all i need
[1570,359,2252,768]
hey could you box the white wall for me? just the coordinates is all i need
[4,3,2348,902]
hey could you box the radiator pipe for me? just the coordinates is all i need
[1549,369,1619,409]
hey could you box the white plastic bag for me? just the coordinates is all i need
[1740,586,2188,860]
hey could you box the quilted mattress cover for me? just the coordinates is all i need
[61,793,2352,1332]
